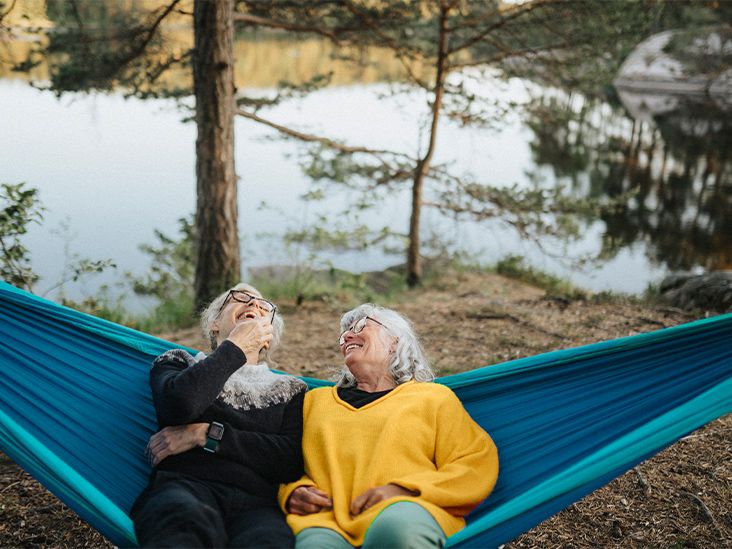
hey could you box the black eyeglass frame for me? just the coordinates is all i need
[339,315,387,346]
[216,290,277,324]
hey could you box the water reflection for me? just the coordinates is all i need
[524,89,732,274]
[1,0,414,89]
[2,0,730,297]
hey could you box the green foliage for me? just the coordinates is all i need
[494,255,587,300]
[59,214,198,333]
[253,203,409,303]
[250,263,407,307]
[43,217,118,298]
[0,183,194,331]
[0,183,117,296]
[127,215,197,330]
[52,215,198,333]
[284,217,401,253]
[130,216,196,299]
[251,265,361,304]
[237,72,334,112]
[0,183,44,290]
[133,291,196,334]
[60,285,129,325]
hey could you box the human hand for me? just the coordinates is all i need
[226,317,273,364]
[350,484,418,516]
[145,423,208,466]
[287,486,333,515]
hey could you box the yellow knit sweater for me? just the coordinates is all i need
[278,381,499,545]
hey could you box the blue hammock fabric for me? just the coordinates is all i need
[0,280,730,548]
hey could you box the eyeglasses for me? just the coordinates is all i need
[339,316,387,345]
[216,290,277,323]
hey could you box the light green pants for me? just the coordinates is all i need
[295,502,447,549]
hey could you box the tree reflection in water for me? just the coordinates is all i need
[524,90,732,273]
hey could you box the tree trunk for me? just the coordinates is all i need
[406,2,450,287]
[193,0,239,311]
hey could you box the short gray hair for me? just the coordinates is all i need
[200,282,284,365]
[336,303,434,387]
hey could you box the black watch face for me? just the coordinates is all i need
[208,423,224,440]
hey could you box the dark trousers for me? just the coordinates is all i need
[131,471,294,548]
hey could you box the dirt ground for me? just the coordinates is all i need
[1,270,730,547]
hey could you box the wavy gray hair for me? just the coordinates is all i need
[336,303,434,387]
[200,282,284,365]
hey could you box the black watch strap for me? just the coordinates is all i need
[203,421,225,453]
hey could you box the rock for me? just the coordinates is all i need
[710,68,732,110]
[614,27,732,100]
[614,30,707,93]
[659,271,732,313]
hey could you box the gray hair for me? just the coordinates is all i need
[200,282,284,365]
[335,303,435,387]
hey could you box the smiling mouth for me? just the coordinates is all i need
[236,311,259,321]
[344,344,362,352]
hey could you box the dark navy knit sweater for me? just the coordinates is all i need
[150,340,305,500]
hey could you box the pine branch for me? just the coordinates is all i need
[237,108,412,158]
[232,12,351,44]
[118,0,182,68]
[341,0,431,89]
[447,0,553,56]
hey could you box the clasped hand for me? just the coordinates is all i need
[145,423,208,466]
[287,484,417,516]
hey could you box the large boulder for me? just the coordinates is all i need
[614,27,732,103]
[659,271,732,313]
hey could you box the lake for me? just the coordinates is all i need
[1,14,730,310]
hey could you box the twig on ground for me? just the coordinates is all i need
[651,306,694,318]
[466,311,568,340]
[635,316,667,328]
[633,467,651,497]
[0,480,20,493]
[679,491,724,539]
[28,503,63,514]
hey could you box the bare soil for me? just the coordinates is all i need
[1,270,730,548]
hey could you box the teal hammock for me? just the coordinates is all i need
[0,280,730,548]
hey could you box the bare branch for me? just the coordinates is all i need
[679,491,725,539]
[232,12,347,43]
[447,0,553,56]
[120,0,182,66]
[145,50,192,84]
[237,108,412,158]
[450,41,576,70]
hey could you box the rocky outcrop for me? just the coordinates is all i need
[614,27,732,106]
[660,271,732,313]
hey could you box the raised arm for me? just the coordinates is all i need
[150,341,246,425]
[151,317,273,425]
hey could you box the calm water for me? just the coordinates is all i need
[1,34,730,309]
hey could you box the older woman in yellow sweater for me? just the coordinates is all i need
[280,304,498,549]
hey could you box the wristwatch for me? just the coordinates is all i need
[203,421,225,453]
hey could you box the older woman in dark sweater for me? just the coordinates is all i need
[131,283,306,548]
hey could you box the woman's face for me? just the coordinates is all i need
[340,316,393,373]
[214,289,273,341]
